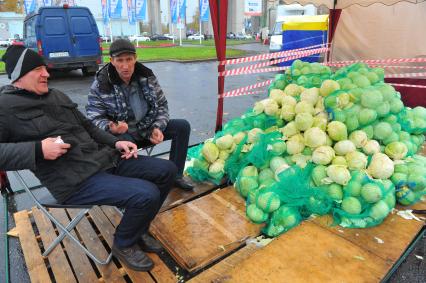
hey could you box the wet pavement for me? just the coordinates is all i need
[0,42,424,282]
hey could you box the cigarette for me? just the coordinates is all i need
[130,148,143,154]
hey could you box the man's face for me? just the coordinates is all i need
[15,66,50,95]
[110,53,137,83]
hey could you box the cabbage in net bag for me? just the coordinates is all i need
[391,155,426,206]
[333,171,395,228]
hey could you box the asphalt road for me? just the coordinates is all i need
[0,43,424,282]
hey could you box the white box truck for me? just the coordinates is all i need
[269,4,317,53]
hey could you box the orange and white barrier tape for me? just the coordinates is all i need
[221,79,272,98]
[221,47,329,77]
[385,72,426,78]
[221,43,329,66]
[390,83,426,88]
[329,57,426,65]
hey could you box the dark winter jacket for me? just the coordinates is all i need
[86,62,169,139]
[0,85,120,202]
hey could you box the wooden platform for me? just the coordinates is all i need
[190,201,425,282]
[13,206,176,283]
[11,176,425,282]
[150,186,262,272]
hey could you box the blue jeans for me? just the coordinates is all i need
[63,156,177,248]
[119,119,191,176]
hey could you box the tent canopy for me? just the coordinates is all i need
[281,0,425,9]
[280,0,426,62]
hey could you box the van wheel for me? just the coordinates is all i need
[82,66,97,76]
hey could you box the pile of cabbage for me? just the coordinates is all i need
[186,60,426,237]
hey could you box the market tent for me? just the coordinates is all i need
[209,0,426,130]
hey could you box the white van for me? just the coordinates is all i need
[269,4,317,53]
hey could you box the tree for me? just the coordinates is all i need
[186,7,200,32]
[0,0,23,13]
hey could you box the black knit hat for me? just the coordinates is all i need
[110,39,136,57]
[1,45,46,83]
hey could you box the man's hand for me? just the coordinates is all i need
[42,137,71,160]
[115,141,138,159]
[150,128,164,144]
[109,121,128,135]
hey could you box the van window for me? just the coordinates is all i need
[272,21,284,35]
[25,18,35,38]
[45,18,66,35]
[70,17,92,34]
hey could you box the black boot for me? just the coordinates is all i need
[112,243,154,271]
[140,233,163,253]
[175,176,194,191]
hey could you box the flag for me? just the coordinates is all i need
[178,0,186,20]
[109,0,123,19]
[101,0,109,24]
[170,0,177,24]
[135,0,147,21]
[127,0,136,24]
[200,0,209,22]
[24,0,36,14]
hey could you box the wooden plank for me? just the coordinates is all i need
[98,206,177,283]
[49,208,100,283]
[150,186,262,272]
[31,208,77,283]
[100,206,122,227]
[67,208,126,283]
[310,202,426,263]
[148,253,177,283]
[88,207,155,283]
[222,222,391,283]
[188,244,260,283]
[160,181,217,212]
[14,210,51,283]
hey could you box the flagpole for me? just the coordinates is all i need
[109,20,113,42]
[199,0,202,45]
[178,1,182,46]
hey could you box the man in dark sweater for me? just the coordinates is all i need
[86,39,194,190]
[0,45,176,271]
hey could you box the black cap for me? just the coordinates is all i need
[109,39,136,57]
[1,45,46,83]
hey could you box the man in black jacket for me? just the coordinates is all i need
[0,45,177,271]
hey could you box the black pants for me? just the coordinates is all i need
[119,119,190,176]
[64,157,177,248]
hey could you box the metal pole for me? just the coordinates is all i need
[3,195,9,283]
[178,0,182,46]
[199,0,202,45]
[109,20,113,42]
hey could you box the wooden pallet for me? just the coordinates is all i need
[150,186,262,272]
[13,206,176,283]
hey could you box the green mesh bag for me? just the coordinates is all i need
[234,165,260,199]
[221,117,252,135]
[272,162,332,216]
[224,135,249,183]
[295,73,330,88]
[393,155,426,206]
[333,171,394,228]
[185,144,212,183]
[397,107,426,135]
[263,205,302,237]
[242,112,278,131]
[243,131,283,168]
